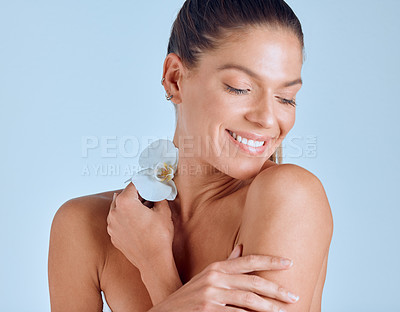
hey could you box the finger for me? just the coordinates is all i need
[212,254,293,274]
[109,193,117,210]
[217,288,282,312]
[214,272,299,304]
[117,182,140,205]
[153,200,171,216]
[107,193,117,224]
[228,244,243,260]
[221,306,251,312]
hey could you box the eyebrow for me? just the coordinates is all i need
[217,63,303,87]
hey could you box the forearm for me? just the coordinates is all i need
[139,252,183,306]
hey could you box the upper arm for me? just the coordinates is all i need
[48,198,106,312]
[238,164,333,312]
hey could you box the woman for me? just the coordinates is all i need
[48,0,333,311]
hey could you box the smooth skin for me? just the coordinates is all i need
[108,182,301,311]
[48,25,333,312]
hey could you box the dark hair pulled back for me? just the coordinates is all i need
[167,0,304,70]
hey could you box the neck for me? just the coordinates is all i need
[170,133,246,225]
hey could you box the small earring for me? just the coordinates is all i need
[162,77,173,100]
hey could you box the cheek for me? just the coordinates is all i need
[193,90,233,129]
[284,111,296,131]
[202,86,230,112]
[277,109,296,140]
[181,78,243,138]
[179,91,222,141]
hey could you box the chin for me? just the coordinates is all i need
[217,159,263,180]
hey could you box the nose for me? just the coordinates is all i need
[244,95,278,129]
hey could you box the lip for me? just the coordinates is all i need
[225,129,269,156]
[226,128,273,142]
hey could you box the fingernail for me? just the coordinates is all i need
[231,244,239,256]
[281,258,293,267]
[113,193,117,200]
[228,244,241,259]
[288,292,299,302]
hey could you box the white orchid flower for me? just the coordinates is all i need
[125,139,179,202]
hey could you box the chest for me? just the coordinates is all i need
[101,192,246,311]
[172,202,243,284]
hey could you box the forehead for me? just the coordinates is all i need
[195,26,303,81]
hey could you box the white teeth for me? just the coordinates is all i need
[229,131,265,148]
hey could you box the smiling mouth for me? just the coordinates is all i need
[226,130,266,148]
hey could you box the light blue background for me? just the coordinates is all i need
[1,0,399,311]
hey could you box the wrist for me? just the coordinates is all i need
[139,251,183,305]
[137,248,174,273]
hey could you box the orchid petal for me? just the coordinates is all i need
[139,139,179,169]
[166,180,177,201]
[131,168,175,202]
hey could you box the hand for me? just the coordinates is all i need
[106,182,175,271]
[149,244,299,312]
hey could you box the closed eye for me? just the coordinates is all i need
[277,97,297,107]
[225,84,296,107]
[225,84,250,95]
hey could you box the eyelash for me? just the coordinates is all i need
[280,98,297,107]
[225,85,249,95]
[224,84,297,107]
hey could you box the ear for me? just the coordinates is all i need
[162,53,186,105]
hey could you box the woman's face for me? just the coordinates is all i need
[175,26,303,180]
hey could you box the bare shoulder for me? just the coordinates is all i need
[48,189,123,311]
[250,163,332,222]
[50,189,124,273]
[257,162,321,184]
[51,189,122,248]
[54,189,121,221]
